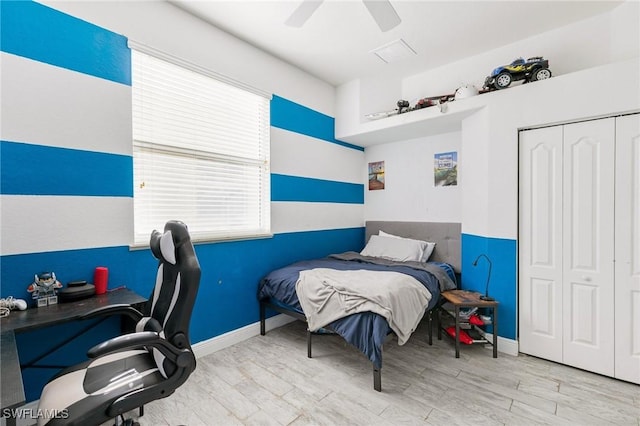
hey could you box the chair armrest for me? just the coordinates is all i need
[79,304,144,322]
[87,331,157,358]
[87,332,193,368]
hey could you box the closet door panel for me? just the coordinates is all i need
[615,113,640,384]
[519,126,563,361]
[562,118,615,376]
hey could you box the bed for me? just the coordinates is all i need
[258,221,461,391]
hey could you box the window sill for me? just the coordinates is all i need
[129,232,274,251]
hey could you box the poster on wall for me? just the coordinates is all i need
[368,161,385,190]
[434,152,457,186]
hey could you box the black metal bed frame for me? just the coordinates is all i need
[259,298,437,392]
[258,221,460,392]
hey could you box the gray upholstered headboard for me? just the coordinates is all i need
[365,221,461,273]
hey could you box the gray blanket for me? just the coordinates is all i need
[296,268,431,345]
[330,251,457,292]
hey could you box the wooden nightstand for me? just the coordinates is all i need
[437,289,498,358]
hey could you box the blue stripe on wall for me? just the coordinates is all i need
[271,173,364,204]
[1,141,133,197]
[461,233,517,340]
[271,95,364,151]
[0,245,151,303]
[0,1,131,86]
[0,226,365,401]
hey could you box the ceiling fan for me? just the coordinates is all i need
[285,0,401,32]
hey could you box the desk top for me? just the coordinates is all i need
[0,287,147,334]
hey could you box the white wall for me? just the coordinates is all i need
[2,0,366,362]
[41,0,336,117]
[38,0,365,241]
[402,9,616,100]
[342,1,639,342]
[364,131,461,222]
[336,1,640,139]
[464,58,640,239]
[610,1,640,62]
[358,56,640,238]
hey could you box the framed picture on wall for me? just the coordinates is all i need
[368,161,385,190]
[434,152,457,186]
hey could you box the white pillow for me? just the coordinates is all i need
[360,235,426,262]
[378,230,436,262]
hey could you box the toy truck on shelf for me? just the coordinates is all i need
[483,56,551,90]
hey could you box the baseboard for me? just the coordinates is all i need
[192,313,297,359]
[481,332,519,356]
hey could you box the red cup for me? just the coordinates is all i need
[94,267,108,295]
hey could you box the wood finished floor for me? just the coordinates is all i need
[124,320,639,425]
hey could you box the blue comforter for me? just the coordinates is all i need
[258,253,457,369]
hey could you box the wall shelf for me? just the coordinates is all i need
[337,96,486,146]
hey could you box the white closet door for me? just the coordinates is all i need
[519,126,564,362]
[562,118,615,376]
[615,113,640,384]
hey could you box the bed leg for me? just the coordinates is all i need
[427,310,433,345]
[259,302,266,336]
[373,366,381,392]
[437,304,443,340]
[307,330,312,358]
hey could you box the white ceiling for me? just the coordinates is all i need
[170,0,622,87]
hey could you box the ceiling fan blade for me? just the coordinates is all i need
[285,0,324,27]
[362,0,401,32]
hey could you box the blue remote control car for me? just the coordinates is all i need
[484,56,551,90]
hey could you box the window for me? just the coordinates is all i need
[131,46,271,245]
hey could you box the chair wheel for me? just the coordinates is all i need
[115,419,139,426]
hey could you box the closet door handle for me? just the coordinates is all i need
[582,276,592,282]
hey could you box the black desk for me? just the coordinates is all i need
[0,288,146,424]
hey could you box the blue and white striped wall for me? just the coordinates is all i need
[1,1,364,401]
[456,108,518,343]
[460,234,517,341]
[271,95,364,234]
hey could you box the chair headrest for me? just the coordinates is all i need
[150,220,191,265]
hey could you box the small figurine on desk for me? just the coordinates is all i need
[27,272,63,307]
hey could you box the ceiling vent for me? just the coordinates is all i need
[370,38,416,64]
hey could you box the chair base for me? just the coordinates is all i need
[115,419,139,426]
[114,411,142,426]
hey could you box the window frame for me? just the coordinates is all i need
[129,41,272,247]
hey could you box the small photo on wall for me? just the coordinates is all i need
[368,161,385,190]
[434,151,457,186]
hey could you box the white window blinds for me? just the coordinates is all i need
[131,49,271,245]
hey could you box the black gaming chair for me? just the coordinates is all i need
[37,220,201,426]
